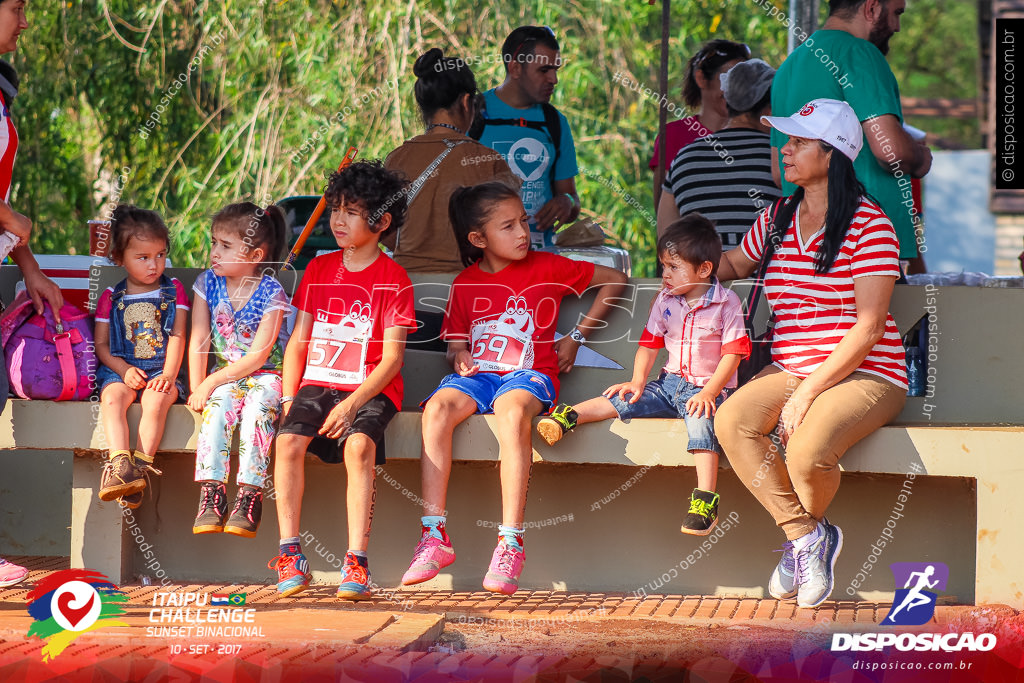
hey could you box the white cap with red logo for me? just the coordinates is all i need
[761,98,862,162]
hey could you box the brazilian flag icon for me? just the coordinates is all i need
[228,593,246,606]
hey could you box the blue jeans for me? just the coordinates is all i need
[608,371,724,454]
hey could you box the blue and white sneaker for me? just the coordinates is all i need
[268,552,311,597]
[795,519,843,608]
[768,540,798,600]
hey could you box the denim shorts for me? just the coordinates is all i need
[608,372,724,454]
[95,364,186,401]
[423,369,556,415]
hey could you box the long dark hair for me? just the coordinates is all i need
[768,141,867,274]
[448,182,522,266]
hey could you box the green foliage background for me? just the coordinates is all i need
[11,0,977,276]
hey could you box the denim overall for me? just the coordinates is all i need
[95,275,182,397]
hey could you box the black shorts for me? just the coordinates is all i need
[278,385,398,465]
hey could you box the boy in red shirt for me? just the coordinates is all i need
[268,161,416,600]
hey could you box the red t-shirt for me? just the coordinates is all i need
[0,91,18,202]
[441,250,595,394]
[292,251,416,409]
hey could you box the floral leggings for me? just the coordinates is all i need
[194,373,282,487]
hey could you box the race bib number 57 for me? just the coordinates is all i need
[303,314,370,385]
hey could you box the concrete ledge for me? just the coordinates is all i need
[1,399,1020,476]
[2,400,1021,606]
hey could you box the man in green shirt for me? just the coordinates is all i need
[771,0,932,261]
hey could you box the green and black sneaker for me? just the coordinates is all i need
[680,488,720,536]
[536,404,579,446]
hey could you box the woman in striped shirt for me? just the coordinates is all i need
[714,100,907,610]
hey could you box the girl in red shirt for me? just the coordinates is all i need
[401,182,625,594]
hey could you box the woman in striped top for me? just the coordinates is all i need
[657,59,781,249]
[714,100,907,610]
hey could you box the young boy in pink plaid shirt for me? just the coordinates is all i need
[538,214,750,535]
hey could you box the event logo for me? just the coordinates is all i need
[799,103,816,116]
[883,562,948,626]
[831,561,995,653]
[25,569,129,661]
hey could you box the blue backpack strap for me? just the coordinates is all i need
[158,274,178,335]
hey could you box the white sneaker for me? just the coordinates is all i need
[768,540,798,599]
[795,519,843,609]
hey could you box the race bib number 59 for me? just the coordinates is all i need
[470,323,532,373]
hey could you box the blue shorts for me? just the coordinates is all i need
[423,369,556,415]
[608,372,724,454]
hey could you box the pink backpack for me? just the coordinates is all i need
[0,292,96,400]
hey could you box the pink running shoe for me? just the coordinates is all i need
[482,536,525,595]
[402,525,456,586]
[0,558,28,587]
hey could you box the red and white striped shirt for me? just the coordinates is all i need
[739,198,907,389]
[0,91,17,202]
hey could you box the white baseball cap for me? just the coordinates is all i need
[761,98,862,162]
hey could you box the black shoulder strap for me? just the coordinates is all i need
[469,100,564,174]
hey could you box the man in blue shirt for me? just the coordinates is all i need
[473,26,581,248]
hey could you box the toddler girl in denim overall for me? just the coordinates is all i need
[187,202,290,538]
[95,205,189,509]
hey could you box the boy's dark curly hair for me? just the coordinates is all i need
[324,160,409,240]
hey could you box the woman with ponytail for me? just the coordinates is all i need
[384,48,519,273]
[714,99,908,610]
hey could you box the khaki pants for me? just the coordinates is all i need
[715,366,906,540]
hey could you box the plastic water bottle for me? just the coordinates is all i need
[906,347,924,397]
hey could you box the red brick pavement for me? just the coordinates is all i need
[0,556,1015,682]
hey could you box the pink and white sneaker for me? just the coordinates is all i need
[0,558,28,588]
[482,536,525,595]
[401,525,456,586]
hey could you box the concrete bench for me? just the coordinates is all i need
[0,401,1018,605]
[0,270,1021,606]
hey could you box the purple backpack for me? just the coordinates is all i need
[0,292,96,400]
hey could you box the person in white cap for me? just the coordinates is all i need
[769,0,930,269]
[657,58,781,249]
[714,98,908,609]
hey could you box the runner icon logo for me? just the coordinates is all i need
[883,561,949,626]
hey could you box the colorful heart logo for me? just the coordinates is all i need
[56,591,94,628]
[50,581,101,632]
